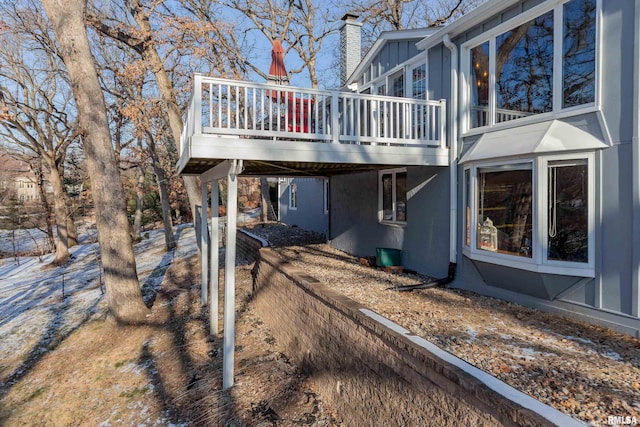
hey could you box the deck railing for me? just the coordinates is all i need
[180,75,447,155]
[470,105,532,128]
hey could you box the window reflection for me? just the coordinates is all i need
[382,173,393,220]
[496,11,554,123]
[477,165,533,257]
[396,172,407,222]
[563,0,596,108]
[470,42,490,128]
[548,160,588,262]
[412,64,426,100]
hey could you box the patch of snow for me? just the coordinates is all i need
[564,335,594,345]
[466,326,478,341]
[0,224,198,392]
[602,351,622,361]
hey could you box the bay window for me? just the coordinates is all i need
[465,154,594,276]
[465,0,597,131]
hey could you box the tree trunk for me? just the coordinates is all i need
[34,165,56,253]
[46,159,70,265]
[133,171,144,241]
[260,177,270,222]
[65,198,78,247]
[43,0,149,322]
[128,0,200,232]
[147,137,176,250]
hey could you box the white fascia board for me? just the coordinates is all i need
[189,135,450,167]
[346,27,440,87]
[416,0,524,51]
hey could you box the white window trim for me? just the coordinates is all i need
[464,153,595,277]
[460,0,602,136]
[378,167,407,226]
[288,181,297,210]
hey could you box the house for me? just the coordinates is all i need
[330,0,640,338]
[178,0,640,387]
[0,153,48,205]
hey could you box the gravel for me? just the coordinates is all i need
[244,223,640,426]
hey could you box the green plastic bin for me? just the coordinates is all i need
[376,248,402,267]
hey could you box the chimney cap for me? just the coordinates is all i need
[341,13,359,22]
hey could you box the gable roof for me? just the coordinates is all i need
[346,27,440,86]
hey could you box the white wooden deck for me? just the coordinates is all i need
[178,75,449,176]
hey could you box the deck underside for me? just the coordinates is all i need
[178,136,450,176]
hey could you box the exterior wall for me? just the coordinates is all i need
[330,166,450,278]
[369,40,423,81]
[249,242,571,427]
[278,178,328,236]
[447,0,640,337]
[332,0,640,336]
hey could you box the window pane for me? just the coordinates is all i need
[548,160,588,262]
[396,172,407,222]
[382,173,393,220]
[477,165,533,257]
[470,42,490,128]
[563,0,596,108]
[496,11,554,123]
[392,73,404,97]
[290,183,297,208]
[464,169,471,246]
[412,64,426,100]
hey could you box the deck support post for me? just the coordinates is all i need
[223,160,241,389]
[200,182,209,306]
[210,181,220,335]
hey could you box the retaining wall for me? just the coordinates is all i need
[238,231,577,426]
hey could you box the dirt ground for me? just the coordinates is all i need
[0,254,341,426]
[244,223,640,426]
[2,221,639,426]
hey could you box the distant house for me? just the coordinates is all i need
[0,153,50,205]
[180,0,640,338]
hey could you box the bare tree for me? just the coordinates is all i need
[86,0,202,232]
[0,8,79,265]
[42,0,150,322]
[330,0,484,49]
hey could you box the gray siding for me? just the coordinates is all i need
[371,40,422,79]
[278,178,328,236]
[330,166,450,278]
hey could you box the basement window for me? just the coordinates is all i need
[379,168,407,225]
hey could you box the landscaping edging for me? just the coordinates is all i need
[239,230,583,426]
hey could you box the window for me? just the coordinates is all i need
[464,168,471,247]
[470,42,490,127]
[562,0,596,108]
[379,168,407,224]
[465,154,593,276]
[547,159,588,262]
[289,182,297,210]
[323,179,329,214]
[391,71,404,97]
[477,164,533,257]
[411,64,426,100]
[465,0,597,130]
[496,11,554,122]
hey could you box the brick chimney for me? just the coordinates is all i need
[340,13,362,86]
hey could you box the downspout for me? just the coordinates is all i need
[395,34,458,292]
[632,0,640,319]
